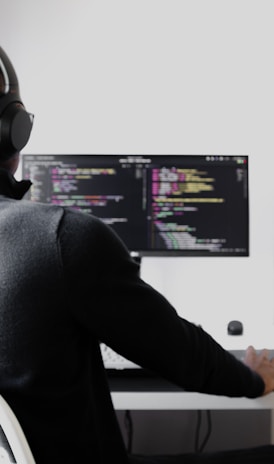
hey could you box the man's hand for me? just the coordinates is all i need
[244,345,274,395]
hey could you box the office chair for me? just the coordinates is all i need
[0,394,36,463]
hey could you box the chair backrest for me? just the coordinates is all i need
[0,395,36,463]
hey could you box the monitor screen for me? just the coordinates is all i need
[21,154,249,257]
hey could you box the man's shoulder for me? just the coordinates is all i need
[58,206,107,233]
[14,199,117,244]
[17,198,65,218]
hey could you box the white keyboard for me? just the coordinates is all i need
[100,343,141,370]
[100,347,274,371]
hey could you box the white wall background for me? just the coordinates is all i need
[1,0,274,454]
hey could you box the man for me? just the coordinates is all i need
[0,45,274,464]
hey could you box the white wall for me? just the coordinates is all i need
[2,0,274,343]
[1,0,274,452]
[3,0,273,344]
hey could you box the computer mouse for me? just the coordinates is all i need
[227,320,243,335]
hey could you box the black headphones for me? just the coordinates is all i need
[0,47,33,159]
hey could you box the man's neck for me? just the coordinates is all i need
[0,168,31,199]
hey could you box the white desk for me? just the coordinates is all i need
[111,322,274,442]
[111,391,274,411]
[111,387,274,444]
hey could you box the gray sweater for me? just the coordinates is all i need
[0,169,264,463]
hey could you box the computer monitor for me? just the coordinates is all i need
[21,154,249,257]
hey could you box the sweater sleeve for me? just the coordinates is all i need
[58,209,265,399]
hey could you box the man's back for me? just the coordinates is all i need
[0,194,129,463]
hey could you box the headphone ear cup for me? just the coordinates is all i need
[0,102,32,156]
[0,46,33,158]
